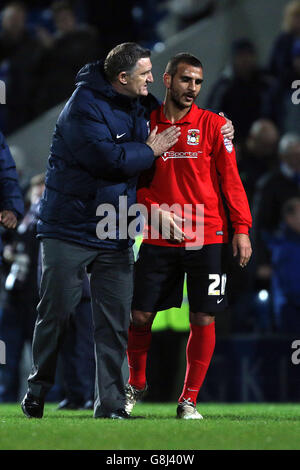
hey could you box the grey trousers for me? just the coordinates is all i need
[28,238,134,417]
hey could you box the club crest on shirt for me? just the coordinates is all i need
[187,129,200,145]
[223,137,233,153]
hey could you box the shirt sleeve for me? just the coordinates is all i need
[212,118,252,234]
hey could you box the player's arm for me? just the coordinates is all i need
[212,118,252,267]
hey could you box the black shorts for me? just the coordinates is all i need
[132,243,229,314]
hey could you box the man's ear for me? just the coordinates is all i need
[163,72,171,89]
[118,71,128,85]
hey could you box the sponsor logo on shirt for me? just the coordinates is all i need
[161,151,202,161]
[187,128,200,145]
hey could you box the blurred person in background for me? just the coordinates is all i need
[129,0,166,50]
[206,38,273,144]
[227,119,279,333]
[252,133,300,290]
[269,0,300,77]
[237,119,279,207]
[0,1,41,134]
[0,130,24,231]
[0,174,43,402]
[0,129,25,400]
[262,38,300,135]
[32,0,102,117]
[266,197,300,334]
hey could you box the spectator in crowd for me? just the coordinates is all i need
[0,1,41,134]
[32,0,102,117]
[269,0,300,77]
[262,38,300,134]
[0,130,24,231]
[267,197,300,334]
[252,133,300,287]
[206,38,273,143]
[0,129,24,399]
[227,120,279,333]
[130,0,165,50]
[0,174,43,402]
[237,119,279,206]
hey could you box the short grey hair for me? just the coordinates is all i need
[104,42,151,83]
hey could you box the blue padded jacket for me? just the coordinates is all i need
[37,61,159,249]
[0,130,24,256]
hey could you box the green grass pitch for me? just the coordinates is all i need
[0,403,300,450]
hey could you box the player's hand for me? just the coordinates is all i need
[157,209,187,242]
[159,210,185,242]
[0,210,17,229]
[146,126,181,157]
[219,112,234,141]
[232,233,252,268]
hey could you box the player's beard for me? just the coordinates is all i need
[169,82,195,110]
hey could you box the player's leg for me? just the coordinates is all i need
[127,309,156,390]
[126,244,184,414]
[177,311,215,419]
[178,244,228,419]
[125,309,156,414]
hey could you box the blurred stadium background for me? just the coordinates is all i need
[0,0,299,407]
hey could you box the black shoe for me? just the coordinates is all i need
[57,398,83,410]
[99,409,131,419]
[110,409,131,419]
[21,392,44,418]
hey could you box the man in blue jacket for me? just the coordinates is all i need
[0,130,24,240]
[21,42,181,419]
[0,130,24,397]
